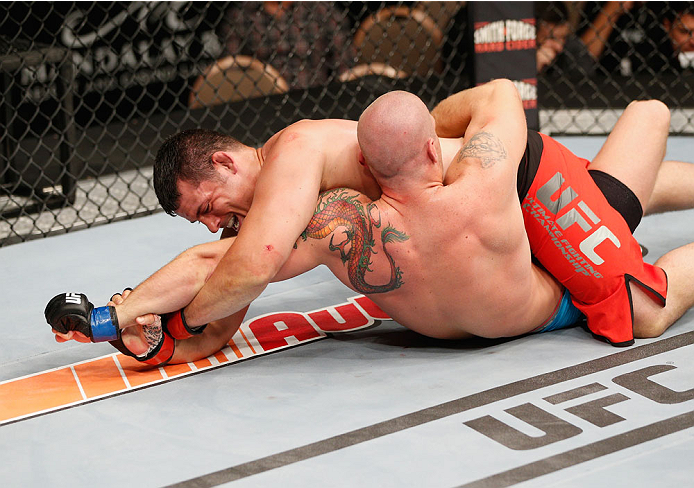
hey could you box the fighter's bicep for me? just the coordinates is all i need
[459,131,509,170]
[446,129,513,182]
[273,239,322,281]
[468,80,527,165]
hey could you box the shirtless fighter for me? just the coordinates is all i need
[139,81,694,344]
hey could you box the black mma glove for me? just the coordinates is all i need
[45,293,119,342]
[45,292,174,365]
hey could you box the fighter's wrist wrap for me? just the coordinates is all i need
[90,306,120,342]
[138,330,175,366]
[163,309,207,340]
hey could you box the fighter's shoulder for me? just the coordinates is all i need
[280,119,355,138]
[313,188,379,219]
[265,120,324,151]
[317,187,368,205]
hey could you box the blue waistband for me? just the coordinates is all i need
[534,289,584,334]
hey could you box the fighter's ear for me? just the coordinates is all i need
[426,138,438,164]
[211,151,237,174]
[358,149,366,166]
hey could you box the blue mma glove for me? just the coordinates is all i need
[45,293,119,342]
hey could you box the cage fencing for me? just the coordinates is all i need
[1,1,692,246]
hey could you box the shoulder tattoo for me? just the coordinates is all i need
[301,188,408,294]
[457,131,507,169]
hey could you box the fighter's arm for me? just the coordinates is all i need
[183,128,325,327]
[51,237,237,346]
[444,79,527,203]
[169,307,250,363]
[113,238,235,329]
[54,227,322,362]
[168,224,326,363]
[107,290,250,364]
[431,79,522,144]
[109,196,327,364]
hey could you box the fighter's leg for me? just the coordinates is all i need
[647,160,694,215]
[633,242,694,338]
[588,100,670,212]
[585,101,694,338]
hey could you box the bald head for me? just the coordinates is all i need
[357,91,437,180]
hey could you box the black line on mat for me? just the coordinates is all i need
[458,409,694,488]
[166,331,694,488]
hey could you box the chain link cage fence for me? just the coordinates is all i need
[1,1,692,246]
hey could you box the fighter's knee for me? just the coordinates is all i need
[633,315,669,338]
[626,100,670,130]
[634,324,659,339]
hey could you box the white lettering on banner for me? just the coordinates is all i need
[505,19,535,42]
[474,21,506,44]
[60,2,199,48]
[512,80,538,109]
[474,19,536,53]
[21,4,223,102]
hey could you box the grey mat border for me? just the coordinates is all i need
[167,331,694,488]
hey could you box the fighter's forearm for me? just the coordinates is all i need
[182,246,281,328]
[431,79,517,139]
[114,239,234,328]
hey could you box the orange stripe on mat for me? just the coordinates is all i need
[228,337,244,359]
[193,358,213,369]
[74,357,128,399]
[116,356,165,387]
[214,351,229,364]
[239,329,257,354]
[0,368,83,422]
[1,297,379,426]
[165,363,193,378]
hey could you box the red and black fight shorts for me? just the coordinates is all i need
[518,131,667,346]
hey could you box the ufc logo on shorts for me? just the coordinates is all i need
[537,172,620,265]
[65,293,82,305]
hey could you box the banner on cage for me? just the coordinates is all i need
[468,1,539,130]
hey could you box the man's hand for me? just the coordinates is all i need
[109,289,159,356]
[537,39,563,71]
[45,293,119,342]
[51,289,158,344]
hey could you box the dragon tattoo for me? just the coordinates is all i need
[300,189,409,294]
